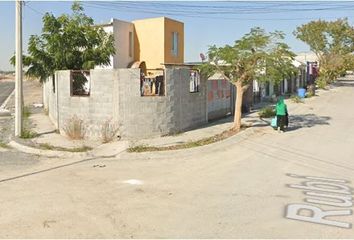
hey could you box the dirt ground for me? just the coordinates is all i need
[0,78,43,142]
[4,78,42,109]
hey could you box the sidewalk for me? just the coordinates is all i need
[8,109,264,157]
[8,111,129,158]
[7,77,344,158]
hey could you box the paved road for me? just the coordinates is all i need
[0,78,354,238]
[0,81,15,107]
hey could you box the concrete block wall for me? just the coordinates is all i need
[43,75,59,128]
[55,70,118,140]
[117,68,171,138]
[165,67,207,132]
[44,67,208,140]
[117,67,207,139]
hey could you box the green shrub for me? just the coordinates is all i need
[317,79,328,89]
[21,129,38,139]
[258,106,276,118]
[306,91,315,98]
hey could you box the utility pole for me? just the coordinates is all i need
[15,0,23,137]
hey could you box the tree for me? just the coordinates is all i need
[294,18,354,88]
[10,2,115,82]
[200,27,296,132]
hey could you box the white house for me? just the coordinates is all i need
[95,18,135,69]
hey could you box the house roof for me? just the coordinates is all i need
[295,52,318,64]
[95,18,132,27]
[208,72,226,81]
[132,16,183,24]
[292,59,304,68]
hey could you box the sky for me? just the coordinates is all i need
[1,1,354,71]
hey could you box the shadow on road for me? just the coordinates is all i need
[288,114,331,131]
[0,155,117,184]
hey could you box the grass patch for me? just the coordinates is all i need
[258,106,276,118]
[23,106,31,119]
[21,129,38,139]
[290,95,304,103]
[0,140,10,149]
[127,129,238,153]
[38,143,92,152]
[38,143,55,150]
[161,131,183,137]
[306,92,315,98]
[61,146,92,152]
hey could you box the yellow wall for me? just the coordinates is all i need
[164,17,184,65]
[133,17,165,69]
[133,17,184,69]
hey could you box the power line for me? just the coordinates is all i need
[81,1,354,21]
[22,1,354,21]
[24,2,45,17]
[86,1,354,14]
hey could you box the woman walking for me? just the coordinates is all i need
[276,96,288,132]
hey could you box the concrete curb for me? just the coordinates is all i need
[128,125,261,154]
[9,140,85,158]
[9,139,130,158]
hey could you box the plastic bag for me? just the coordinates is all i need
[271,116,277,128]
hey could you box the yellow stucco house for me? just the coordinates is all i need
[97,16,184,70]
[133,17,184,69]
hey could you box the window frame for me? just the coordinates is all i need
[70,70,91,97]
[129,31,133,58]
[189,70,200,93]
[171,32,178,56]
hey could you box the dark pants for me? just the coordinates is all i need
[285,112,289,127]
[277,115,286,131]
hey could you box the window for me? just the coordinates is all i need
[189,70,200,93]
[129,31,133,57]
[140,69,165,97]
[171,32,178,56]
[71,70,90,96]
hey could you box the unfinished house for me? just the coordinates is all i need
[43,67,207,139]
[43,17,233,140]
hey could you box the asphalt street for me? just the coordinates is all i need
[0,81,15,107]
[0,78,353,238]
